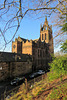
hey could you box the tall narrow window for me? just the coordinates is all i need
[42,34,44,40]
[45,33,46,40]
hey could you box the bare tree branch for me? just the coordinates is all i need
[0,0,67,50]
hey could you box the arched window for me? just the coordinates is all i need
[45,33,46,40]
[42,34,44,40]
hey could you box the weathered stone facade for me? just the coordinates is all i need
[12,17,54,71]
[0,52,32,81]
[0,17,54,81]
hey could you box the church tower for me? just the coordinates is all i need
[40,16,49,43]
[40,17,54,54]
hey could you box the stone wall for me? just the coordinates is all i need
[0,62,9,81]
[0,61,32,81]
[10,61,32,77]
[22,40,32,55]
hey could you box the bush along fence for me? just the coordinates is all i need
[1,74,47,100]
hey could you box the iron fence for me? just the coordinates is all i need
[1,73,47,100]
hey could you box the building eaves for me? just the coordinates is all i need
[0,52,32,62]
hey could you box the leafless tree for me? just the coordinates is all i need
[0,0,67,50]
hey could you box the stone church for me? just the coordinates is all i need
[12,17,54,71]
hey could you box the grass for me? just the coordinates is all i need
[6,54,67,100]
[7,74,67,100]
[46,82,67,100]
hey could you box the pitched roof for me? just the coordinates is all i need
[19,37,27,42]
[33,39,39,41]
[18,37,29,43]
[0,52,32,62]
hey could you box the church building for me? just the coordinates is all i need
[12,17,54,71]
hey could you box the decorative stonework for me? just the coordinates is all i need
[13,45,16,49]
[12,17,54,71]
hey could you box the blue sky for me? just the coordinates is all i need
[0,15,61,53]
[0,0,62,53]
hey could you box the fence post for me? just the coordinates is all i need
[42,74,44,80]
[25,78,28,92]
[34,78,35,85]
[4,90,6,100]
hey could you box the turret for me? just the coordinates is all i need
[40,16,49,43]
[40,17,54,53]
[44,16,48,25]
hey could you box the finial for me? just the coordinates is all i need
[40,24,42,29]
[45,16,47,22]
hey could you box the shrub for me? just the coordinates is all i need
[48,54,67,81]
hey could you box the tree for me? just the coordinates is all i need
[48,54,67,81]
[0,0,67,50]
[61,16,67,32]
[61,40,67,53]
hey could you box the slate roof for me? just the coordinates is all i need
[19,37,27,42]
[0,52,32,62]
[18,37,30,43]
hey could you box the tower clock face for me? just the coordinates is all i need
[13,45,16,49]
